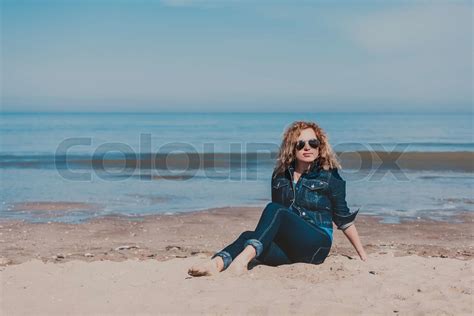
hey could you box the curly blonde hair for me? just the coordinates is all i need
[273,121,341,176]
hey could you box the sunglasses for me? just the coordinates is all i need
[295,138,320,151]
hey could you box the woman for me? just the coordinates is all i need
[188,121,367,277]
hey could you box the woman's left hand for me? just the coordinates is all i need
[341,224,367,262]
[359,251,368,262]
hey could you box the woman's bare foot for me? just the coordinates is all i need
[188,257,224,277]
[225,257,249,276]
[225,245,256,276]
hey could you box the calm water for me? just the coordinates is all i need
[1,112,472,223]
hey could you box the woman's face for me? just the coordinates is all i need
[294,128,319,164]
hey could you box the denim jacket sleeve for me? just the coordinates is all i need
[328,168,359,230]
[270,170,277,203]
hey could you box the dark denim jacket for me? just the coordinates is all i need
[271,159,359,231]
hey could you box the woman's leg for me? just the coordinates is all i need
[190,202,330,276]
[210,216,296,270]
[224,202,331,275]
[257,240,292,266]
[243,202,332,264]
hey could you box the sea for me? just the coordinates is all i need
[1,112,472,224]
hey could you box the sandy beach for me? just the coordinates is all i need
[0,206,472,315]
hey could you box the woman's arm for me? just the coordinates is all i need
[341,224,367,261]
[328,168,367,261]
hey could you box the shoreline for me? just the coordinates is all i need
[2,197,473,226]
[0,206,472,266]
[2,201,472,224]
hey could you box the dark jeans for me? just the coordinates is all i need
[211,202,332,270]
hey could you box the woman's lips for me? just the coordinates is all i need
[303,153,312,157]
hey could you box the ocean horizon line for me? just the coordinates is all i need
[1,111,472,115]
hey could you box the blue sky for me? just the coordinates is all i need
[1,0,472,112]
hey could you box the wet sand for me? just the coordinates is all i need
[0,206,473,315]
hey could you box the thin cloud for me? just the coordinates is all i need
[341,2,472,54]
